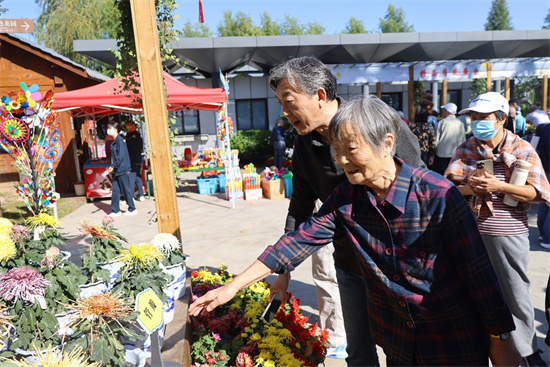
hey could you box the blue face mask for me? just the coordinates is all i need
[471,120,499,141]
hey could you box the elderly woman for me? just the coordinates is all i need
[189,96,519,366]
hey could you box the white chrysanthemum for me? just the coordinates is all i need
[150,233,180,254]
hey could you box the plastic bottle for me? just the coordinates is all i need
[503,160,532,207]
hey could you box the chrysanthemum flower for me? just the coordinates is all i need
[6,344,101,367]
[117,243,163,268]
[26,213,59,230]
[0,234,17,262]
[10,224,30,243]
[0,266,51,304]
[0,218,13,237]
[150,233,181,254]
[41,246,60,268]
[79,220,117,240]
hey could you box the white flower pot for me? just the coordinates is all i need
[33,226,45,241]
[14,345,60,364]
[163,281,175,324]
[124,345,147,367]
[60,251,71,262]
[162,263,186,299]
[98,260,122,288]
[78,281,108,298]
[55,311,77,336]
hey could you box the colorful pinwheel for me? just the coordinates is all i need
[19,82,42,108]
[0,117,29,142]
[39,143,63,163]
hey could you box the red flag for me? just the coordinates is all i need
[199,0,204,23]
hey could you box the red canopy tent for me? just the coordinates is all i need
[52,71,226,116]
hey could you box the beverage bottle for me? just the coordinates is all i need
[503,160,532,207]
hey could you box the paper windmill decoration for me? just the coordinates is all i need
[20,82,42,109]
[38,143,63,164]
[0,116,29,142]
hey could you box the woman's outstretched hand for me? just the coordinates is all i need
[188,283,239,316]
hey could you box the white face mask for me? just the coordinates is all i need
[107,128,116,137]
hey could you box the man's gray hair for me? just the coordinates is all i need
[329,96,401,155]
[269,56,337,101]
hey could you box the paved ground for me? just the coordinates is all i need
[56,171,549,366]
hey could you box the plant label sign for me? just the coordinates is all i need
[136,288,164,334]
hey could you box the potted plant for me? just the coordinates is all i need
[25,213,64,250]
[0,267,61,354]
[62,292,141,367]
[151,233,187,300]
[78,220,126,287]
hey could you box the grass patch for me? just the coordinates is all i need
[0,188,86,225]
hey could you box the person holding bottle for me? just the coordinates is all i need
[445,92,550,367]
[105,122,137,217]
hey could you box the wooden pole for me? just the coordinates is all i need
[130,0,181,239]
[442,80,448,105]
[486,63,492,92]
[376,82,382,99]
[408,65,415,122]
[504,77,510,100]
[543,74,548,112]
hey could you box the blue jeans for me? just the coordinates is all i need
[111,173,136,213]
[335,267,379,366]
[273,141,286,169]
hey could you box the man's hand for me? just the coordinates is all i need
[188,283,239,316]
[270,273,290,304]
[469,171,503,195]
[488,337,521,366]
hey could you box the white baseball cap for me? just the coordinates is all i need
[441,103,457,114]
[458,92,509,115]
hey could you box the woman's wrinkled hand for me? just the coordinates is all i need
[188,283,239,316]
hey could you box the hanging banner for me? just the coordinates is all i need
[331,64,410,84]
[414,62,486,81]
[490,60,550,79]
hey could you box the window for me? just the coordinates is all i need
[446,90,462,111]
[236,99,268,130]
[381,92,402,112]
[171,109,200,135]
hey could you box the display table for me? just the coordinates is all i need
[181,166,225,173]
[83,158,112,201]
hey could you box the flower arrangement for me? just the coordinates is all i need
[0,267,61,351]
[150,233,186,266]
[79,220,126,283]
[112,243,170,304]
[62,292,140,367]
[190,266,328,367]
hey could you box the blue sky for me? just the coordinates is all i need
[2,0,549,41]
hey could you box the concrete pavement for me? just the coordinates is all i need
[57,171,549,366]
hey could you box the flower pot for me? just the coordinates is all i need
[98,260,122,288]
[122,322,165,357]
[60,250,71,262]
[33,225,45,241]
[74,182,86,196]
[79,281,108,298]
[14,345,60,364]
[162,263,186,299]
[55,311,77,336]
[163,281,175,325]
[124,345,147,367]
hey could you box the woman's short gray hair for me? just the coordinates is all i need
[329,96,402,155]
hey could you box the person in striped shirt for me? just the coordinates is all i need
[190,96,520,366]
[445,92,550,367]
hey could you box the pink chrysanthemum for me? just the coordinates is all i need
[0,266,51,304]
[10,224,30,243]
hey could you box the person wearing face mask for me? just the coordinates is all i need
[445,92,550,367]
[105,122,137,217]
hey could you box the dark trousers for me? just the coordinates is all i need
[129,164,144,197]
[111,173,136,213]
[273,141,286,169]
[432,155,452,175]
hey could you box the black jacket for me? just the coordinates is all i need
[125,131,143,166]
[110,135,132,177]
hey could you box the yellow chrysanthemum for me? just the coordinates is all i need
[0,235,16,262]
[117,243,163,267]
[0,218,13,237]
[26,213,59,230]
[7,344,101,367]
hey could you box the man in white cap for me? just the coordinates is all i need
[445,92,550,367]
[526,105,550,128]
[432,102,465,175]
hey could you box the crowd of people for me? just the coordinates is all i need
[190,56,550,367]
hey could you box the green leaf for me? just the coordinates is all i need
[90,338,116,365]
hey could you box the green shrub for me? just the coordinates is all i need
[230,129,274,166]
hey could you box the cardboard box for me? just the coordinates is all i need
[244,188,262,200]
[261,179,285,199]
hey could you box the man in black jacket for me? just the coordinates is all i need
[268,56,424,365]
[124,121,145,201]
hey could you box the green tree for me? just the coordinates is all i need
[0,0,7,15]
[484,0,513,30]
[217,10,260,36]
[260,11,280,35]
[182,20,212,37]
[306,22,325,35]
[543,8,550,29]
[281,15,304,35]
[344,17,367,34]
[34,0,120,71]
[470,78,488,100]
[379,4,414,33]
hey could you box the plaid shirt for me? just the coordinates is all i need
[259,159,514,365]
[445,130,550,217]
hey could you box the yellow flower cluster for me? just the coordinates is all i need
[0,218,13,236]
[256,326,302,367]
[117,243,164,267]
[195,268,226,285]
[0,235,16,262]
[26,213,59,230]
